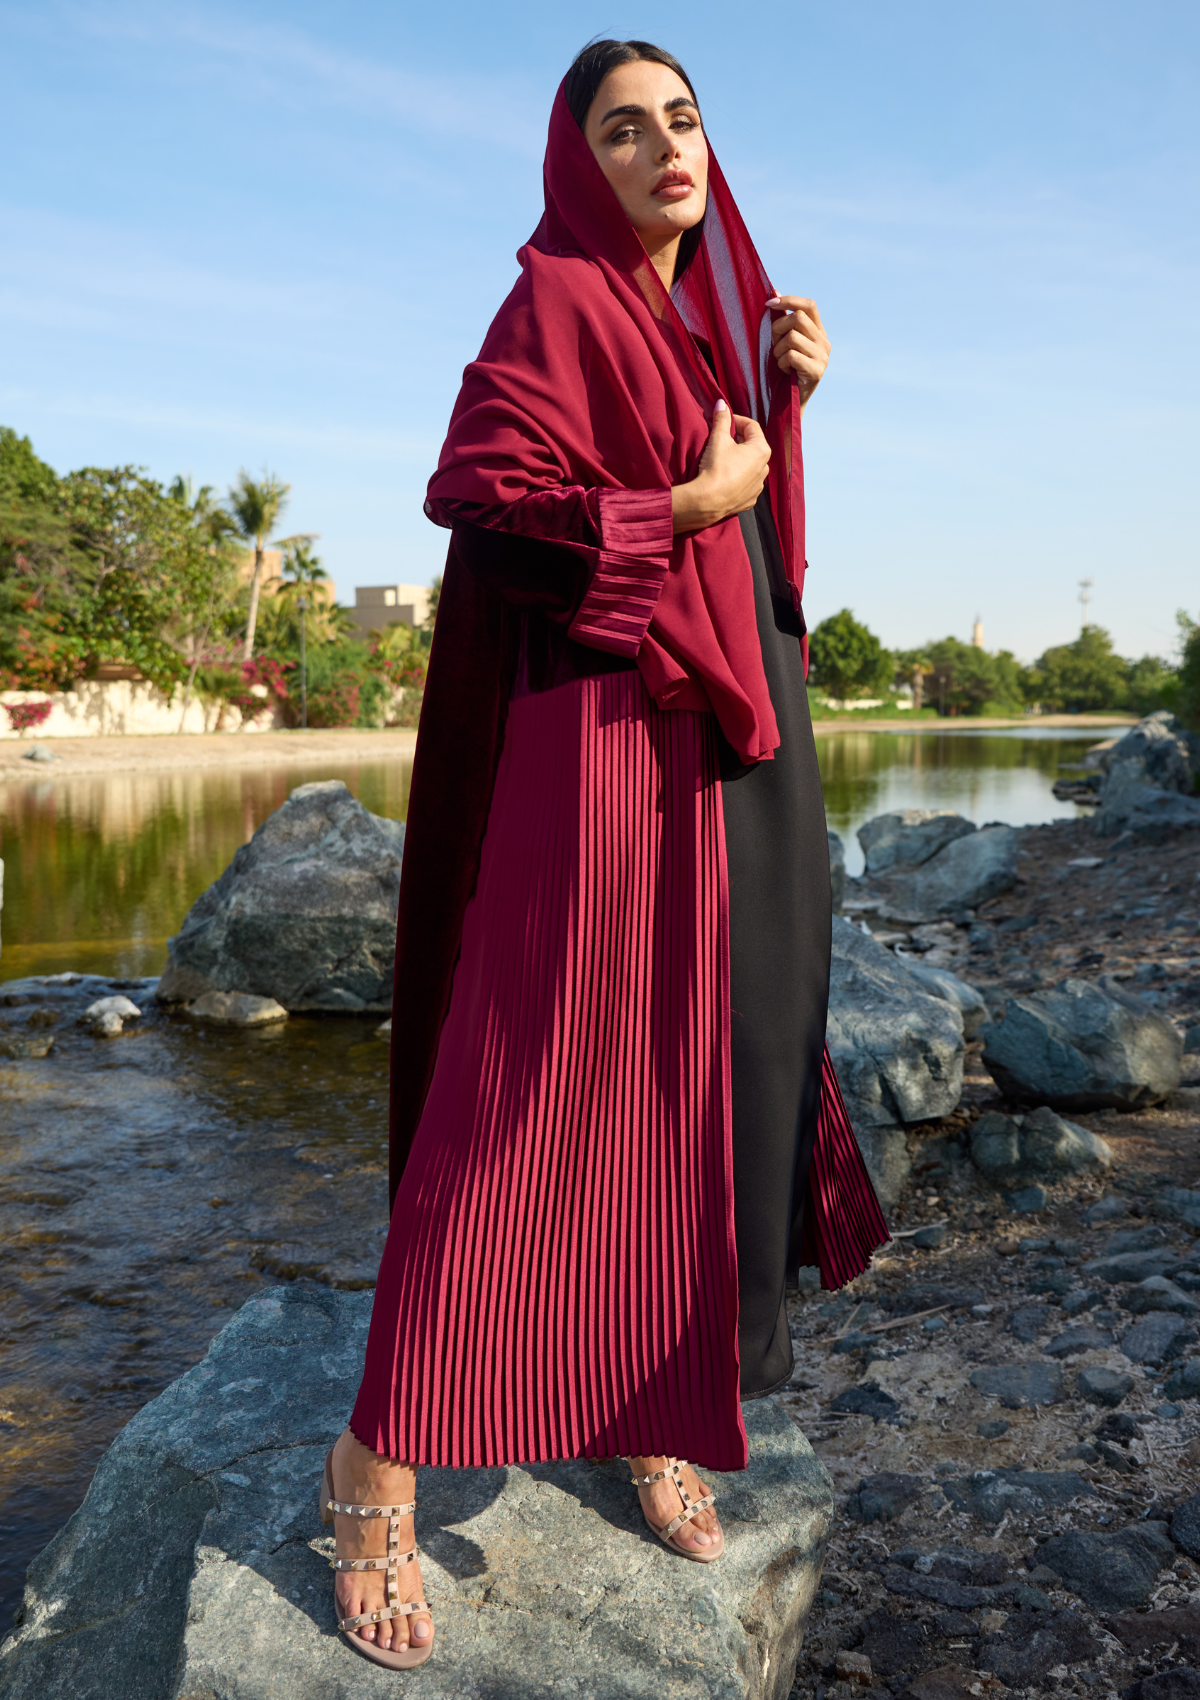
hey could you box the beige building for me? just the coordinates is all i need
[350,583,433,636]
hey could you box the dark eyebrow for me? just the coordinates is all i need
[599,95,699,126]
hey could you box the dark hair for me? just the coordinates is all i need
[563,38,705,283]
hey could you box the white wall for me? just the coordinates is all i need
[0,681,284,739]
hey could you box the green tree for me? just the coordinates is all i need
[166,476,244,729]
[807,608,892,702]
[1026,625,1129,713]
[1124,653,1178,717]
[1176,612,1200,731]
[914,637,1026,716]
[226,469,290,661]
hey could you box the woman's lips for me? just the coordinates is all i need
[652,171,693,200]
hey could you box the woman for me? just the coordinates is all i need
[320,39,888,1671]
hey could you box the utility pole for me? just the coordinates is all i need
[297,595,308,730]
[1078,577,1094,633]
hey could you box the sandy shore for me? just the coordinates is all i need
[0,727,418,781]
[0,714,1132,782]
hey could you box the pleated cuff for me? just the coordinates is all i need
[567,488,673,657]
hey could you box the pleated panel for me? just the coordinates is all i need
[800,1048,893,1290]
[352,672,747,1471]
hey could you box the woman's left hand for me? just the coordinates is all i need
[766,296,830,409]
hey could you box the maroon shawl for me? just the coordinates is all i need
[426,82,809,767]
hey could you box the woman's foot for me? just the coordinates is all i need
[629,1455,722,1555]
[329,1428,433,1657]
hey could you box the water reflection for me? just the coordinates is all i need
[0,760,414,982]
[816,726,1122,874]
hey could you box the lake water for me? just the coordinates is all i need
[0,722,1123,1628]
[0,724,1120,981]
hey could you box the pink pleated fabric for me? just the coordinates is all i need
[800,1050,892,1290]
[352,671,748,1471]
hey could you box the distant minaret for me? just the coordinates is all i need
[971,616,984,649]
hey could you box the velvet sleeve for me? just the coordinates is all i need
[428,486,673,660]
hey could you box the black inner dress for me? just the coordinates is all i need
[721,497,831,1398]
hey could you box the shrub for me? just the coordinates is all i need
[3,699,53,735]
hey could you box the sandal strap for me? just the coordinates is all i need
[337,1600,428,1632]
[325,1498,416,1518]
[330,1551,417,1572]
[660,1494,715,1538]
[630,1455,689,1488]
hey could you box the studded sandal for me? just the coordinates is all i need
[630,1456,725,1563]
[319,1448,434,1670]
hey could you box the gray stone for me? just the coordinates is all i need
[940,1468,1092,1524]
[185,991,289,1028]
[1120,1312,1196,1365]
[1172,1494,1200,1562]
[1105,1223,1169,1253]
[1076,1367,1134,1406]
[22,743,54,763]
[829,1381,901,1423]
[1083,1248,1188,1283]
[1043,1325,1114,1357]
[1185,1027,1200,1054]
[857,810,977,876]
[1035,1523,1176,1609]
[1125,1276,1200,1316]
[898,960,990,1039]
[977,1420,1009,1438]
[976,1608,1095,1687]
[1163,1360,1200,1401]
[845,1472,928,1523]
[0,1033,55,1060]
[1094,712,1200,836]
[1082,1196,1130,1224]
[970,1362,1064,1408]
[1127,1673,1200,1700]
[0,1285,832,1700]
[1156,1187,1200,1231]
[1009,1304,1052,1344]
[828,830,846,912]
[1155,1402,1183,1419]
[1061,1289,1100,1316]
[911,1224,947,1249]
[157,780,406,1014]
[882,826,1020,921]
[1008,1185,1048,1212]
[968,1106,1113,1186]
[826,917,966,1209]
[981,977,1183,1110]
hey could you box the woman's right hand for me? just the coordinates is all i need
[671,401,771,534]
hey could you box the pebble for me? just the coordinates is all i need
[1008,1185,1049,1212]
[1043,1324,1115,1357]
[1153,1401,1182,1419]
[1076,1366,1134,1406]
[969,1362,1063,1408]
[922,1317,948,1333]
[977,1420,1010,1438]
[1120,1311,1197,1366]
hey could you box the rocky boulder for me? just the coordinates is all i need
[881,826,1020,922]
[857,810,976,876]
[0,1285,834,1700]
[1094,713,1200,838]
[981,977,1182,1110]
[827,918,965,1211]
[897,961,990,1040]
[157,781,405,1014]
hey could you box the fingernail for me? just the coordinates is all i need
[714,399,727,413]
[765,296,781,307]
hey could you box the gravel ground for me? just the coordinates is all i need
[784,814,1200,1700]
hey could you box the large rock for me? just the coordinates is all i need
[1099,712,1199,794]
[827,918,965,1211]
[898,961,990,1040]
[1096,783,1200,843]
[0,1285,834,1700]
[881,827,1019,922]
[981,977,1182,1110]
[1035,1524,1176,1610]
[857,810,976,876]
[157,781,405,1014]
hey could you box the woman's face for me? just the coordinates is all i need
[584,60,708,250]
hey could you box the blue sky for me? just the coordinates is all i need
[2,0,1197,661]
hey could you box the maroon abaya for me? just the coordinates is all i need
[349,81,888,1473]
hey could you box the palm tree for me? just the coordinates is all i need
[227,469,290,660]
